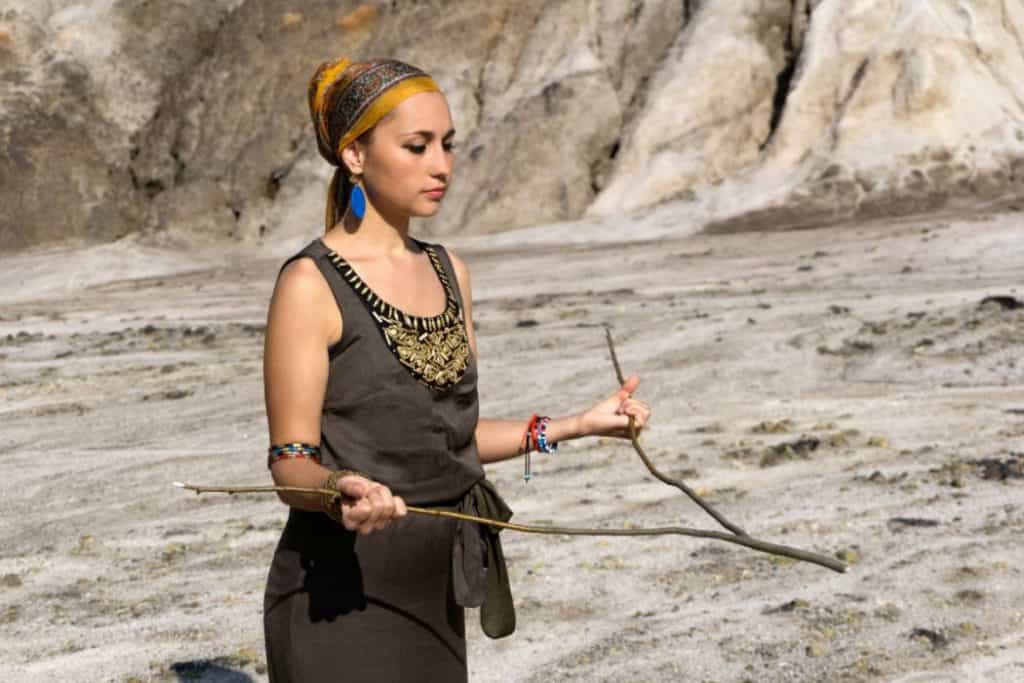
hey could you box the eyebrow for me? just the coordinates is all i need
[400,129,456,139]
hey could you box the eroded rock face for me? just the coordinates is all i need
[586,0,793,217]
[702,0,1024,231]
[1,0,1022,252]
[0,0,243,251]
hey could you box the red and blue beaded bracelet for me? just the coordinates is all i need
[267,442,322,469]
[522,414,558,482]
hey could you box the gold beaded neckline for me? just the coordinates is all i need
[318,238,471,391]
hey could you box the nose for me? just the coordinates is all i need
[430,140,453,182]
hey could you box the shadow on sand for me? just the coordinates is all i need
[169,659,257,682]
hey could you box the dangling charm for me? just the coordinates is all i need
[349,177,366,219]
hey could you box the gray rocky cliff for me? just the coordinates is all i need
[1,0,1022,253]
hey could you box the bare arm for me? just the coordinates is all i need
[448,248,652,464]
[263,258,406,532]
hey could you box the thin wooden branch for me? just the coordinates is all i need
[600,326,847,573]
[603,326,747,537]
[172,482,847,572]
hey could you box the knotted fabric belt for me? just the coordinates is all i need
[449,477,515,638]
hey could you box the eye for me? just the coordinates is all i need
[405,141,457,154]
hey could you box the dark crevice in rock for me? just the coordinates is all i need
[762,70,797,150]
[264,144,306,201]
[829,57,871,149]
[629,0,644,25]
[622,3,690,125]
[625,73,650,112]
[170,147,186,187]
[541,81,562,115]
[589,137,622,194]
[761,0,812,151]
[608,138,621,160]
[471,68,485,129]
[142,179,166,199]
[265,167,287,200]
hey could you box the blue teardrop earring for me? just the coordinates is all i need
[349,175,366,219]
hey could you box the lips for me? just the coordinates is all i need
[424,187,446,197]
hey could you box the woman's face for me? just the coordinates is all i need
[346,90,456,219]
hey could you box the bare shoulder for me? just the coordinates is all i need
[275,257,332,304]
[278,255,322,281]
[270,256,341,337]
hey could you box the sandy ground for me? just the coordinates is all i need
[1,205,1023,682]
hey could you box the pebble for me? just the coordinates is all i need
[835,547,860,564]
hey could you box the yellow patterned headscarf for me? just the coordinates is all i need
[307,57,441,230]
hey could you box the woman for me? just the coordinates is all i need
[262,57,651,682]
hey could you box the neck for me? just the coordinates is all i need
[326,196,415,258]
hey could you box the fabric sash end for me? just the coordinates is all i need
[450,478,516,639]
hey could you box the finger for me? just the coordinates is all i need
[626,413,644,429]
[623,400,651,426]
[356,497,377,534]
[625,404,647,428]
[362,486,386,532]
[616,398,636,414]
[619,403,640,420]
[374,487,396,530]
[369,486,394,532]
[394,496,408,518]
[337,475,370,501]
[620,398,640,413]
[617,374,640,399]
[343,498,371,531]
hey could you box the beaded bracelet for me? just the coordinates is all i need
[267,442,322,469]
[536,416,558,454]
[521,414,560,482]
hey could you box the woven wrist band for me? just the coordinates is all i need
[536,416,558,453]
[267,442,322,469]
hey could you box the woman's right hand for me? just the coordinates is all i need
[327,473,408,535]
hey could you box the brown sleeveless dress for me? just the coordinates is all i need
[262,237,514,683]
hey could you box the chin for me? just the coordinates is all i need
[414,200,443,217]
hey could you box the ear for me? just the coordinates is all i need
[339,139,366,177]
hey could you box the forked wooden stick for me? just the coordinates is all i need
[174,329,848,573]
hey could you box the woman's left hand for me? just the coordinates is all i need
[578,374,652,439]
